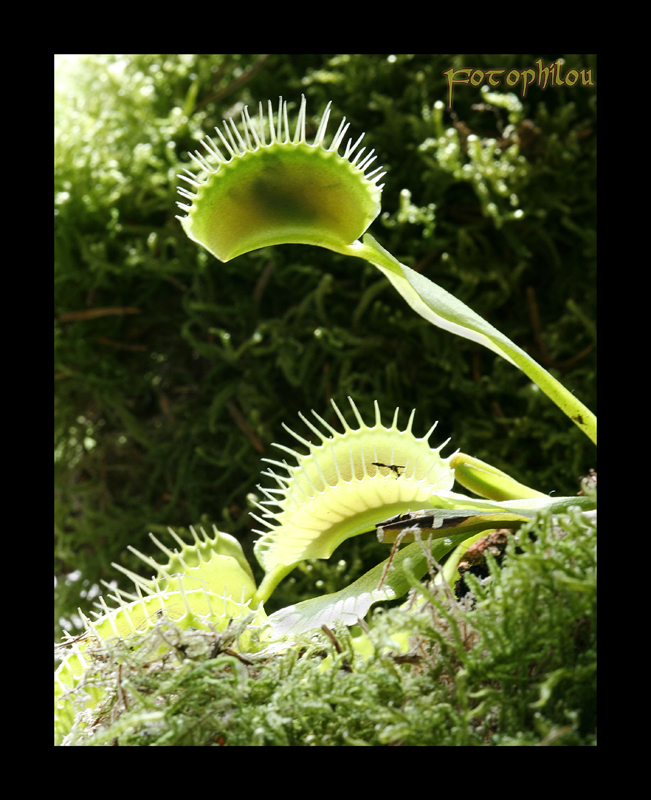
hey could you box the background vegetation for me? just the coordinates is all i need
[55,54,596,647]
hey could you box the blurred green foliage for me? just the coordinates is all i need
[55,54,596,637]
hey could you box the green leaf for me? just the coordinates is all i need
[450,452,548,501]
[267,531,474,636]
[335,234,596,445]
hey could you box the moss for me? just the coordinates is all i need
[59,500,595,746]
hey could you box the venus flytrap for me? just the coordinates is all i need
[251,397,593,634]
[177,97,384,262]
[55,95,596,743]
[55,401,593,741]
[177,96,596,444]
[55,526,265,744]
[175,94,595,609]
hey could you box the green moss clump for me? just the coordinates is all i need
[60,502,595,746]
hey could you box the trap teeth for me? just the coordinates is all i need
[177,96,384,262]
[253,397,454,572]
